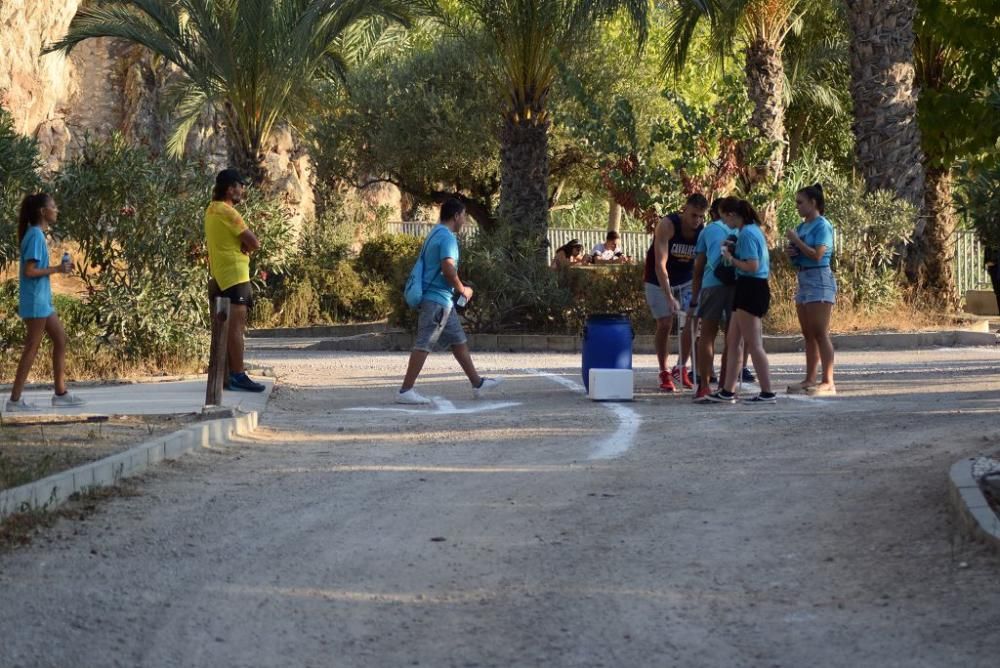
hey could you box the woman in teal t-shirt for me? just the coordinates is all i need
[6,193,85,412]
[707,197,775,405]
[785,183,837,396]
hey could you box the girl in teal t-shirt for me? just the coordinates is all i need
[707,197,775,405]
[785,184,837,397]
[6,193,85,412]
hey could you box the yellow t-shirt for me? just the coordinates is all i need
[204,201,250,291]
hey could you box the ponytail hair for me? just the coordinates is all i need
[797,183,825,215]
[18,193,51,242]
[718,197,761,226]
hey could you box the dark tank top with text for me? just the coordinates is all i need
[644,213,702,287]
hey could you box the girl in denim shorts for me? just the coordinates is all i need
[785,184,837,396]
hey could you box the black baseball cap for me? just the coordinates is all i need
[215,169,251,188]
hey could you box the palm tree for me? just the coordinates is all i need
[911,0,1000,307]
[843,0,924,207]
[45,0,410,184]
[423,0,649,241]
[666,0,807,236]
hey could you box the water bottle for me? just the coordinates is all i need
[61,251,71,273]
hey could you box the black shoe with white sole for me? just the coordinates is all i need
[743,393,777,404]
[706,390,737,404]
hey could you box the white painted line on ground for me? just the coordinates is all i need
[345,401,521,416]
[782,394,834,405]
[432,396,456,412]
[524,369,641,461]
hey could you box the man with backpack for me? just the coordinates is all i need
[397,199,502,405]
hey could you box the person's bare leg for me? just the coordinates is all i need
[796,303,818,387]
[679,317,693,369]
[10,318,48,402]
[655,316,672,372]
[718,316,733,388]
[227,304,248,374]
[722,314,745,394]
[451,344,483,387]
[45,314,69,395]
[697,319,720,387]
[808,302,836,388]
[401,350,430,392]
[743,313,772,393]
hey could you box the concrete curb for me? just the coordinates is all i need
[947,458,1000,554]
[249,322,392,339]
[0,410,259,520]
[309,329,998,354]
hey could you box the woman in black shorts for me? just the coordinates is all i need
[708,198,775,404]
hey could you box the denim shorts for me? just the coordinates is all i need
[795,267,837,305]
[414,300,467,352]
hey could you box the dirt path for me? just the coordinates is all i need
[2,349,999,667]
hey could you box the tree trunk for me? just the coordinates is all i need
[845,0,925,207]
[744,38,787,242]
[607,198,622,234]
[498,115,550,246]
[918,167,959,308]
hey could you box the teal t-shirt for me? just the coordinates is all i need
[695,220,731,289]
[795,215,834,268]
[735,224,769,279]
[421,224,460,307]
[19,225,54,319]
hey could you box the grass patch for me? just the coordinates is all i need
[0,414,197,492]
[0,479,143,552]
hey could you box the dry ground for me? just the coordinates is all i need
[1,348,999,667]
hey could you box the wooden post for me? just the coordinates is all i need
[205,297,231,407]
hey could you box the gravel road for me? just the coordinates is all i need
[2,348,1000,667]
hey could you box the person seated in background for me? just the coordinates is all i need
[591,231,628,264]
[551,239,585,270]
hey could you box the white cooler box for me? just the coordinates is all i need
[588,368,634,401]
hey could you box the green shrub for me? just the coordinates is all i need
[0,108,43,268]
[358,234,422,328]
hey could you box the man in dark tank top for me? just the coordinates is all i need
[644,193,708,392]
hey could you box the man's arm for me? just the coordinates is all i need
[441,258,472,300]
[654,218,680,310]
[691,253,706,306]
[239,229,260,254]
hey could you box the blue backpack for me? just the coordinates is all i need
[404,226,447,309]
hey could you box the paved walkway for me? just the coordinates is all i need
[2,378,273,418]
[1,349,999,667]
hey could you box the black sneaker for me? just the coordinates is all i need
[706,390,736,404]
[741,367,756,383]
[743,392,776,404]
[229,372,266,392]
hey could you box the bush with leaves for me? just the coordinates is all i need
[51,135,293,360]
[0,108,43,268]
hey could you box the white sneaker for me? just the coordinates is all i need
[396,388,431,405]
[473,377,503,399]
[51,392,86,407]
[5,398,39,413]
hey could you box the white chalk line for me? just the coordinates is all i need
[346,398,521,415]
[781,394,833,405]
[524,369,640,461]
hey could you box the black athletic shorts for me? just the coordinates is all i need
[733,276,770,318]
[208,278,253,308]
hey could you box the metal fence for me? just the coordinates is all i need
[385,222,991,295]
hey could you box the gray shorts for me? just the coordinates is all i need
[697,285,735,322]
[414,300,467,352]
[644,282,692,320]
[795,267,837,305]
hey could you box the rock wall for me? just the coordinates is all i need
[0,0,314,223]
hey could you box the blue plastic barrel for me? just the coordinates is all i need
[581,314,633,391]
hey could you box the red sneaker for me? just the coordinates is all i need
[659,370,676,392]
[694,385,711,403]
[679,367,694,389]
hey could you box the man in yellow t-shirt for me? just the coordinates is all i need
[205,169,264,392]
